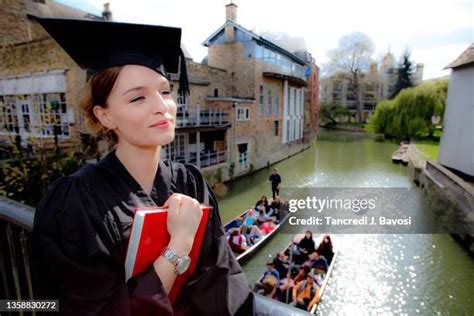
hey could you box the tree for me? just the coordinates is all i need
[368,79,448,140]
[324,32,375,122]
[391,50,414,99]
[319,103,351,126]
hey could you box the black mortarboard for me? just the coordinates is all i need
[32,16,189,97]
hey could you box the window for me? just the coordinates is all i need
[164,133,185,160]
[214,89,219,97]
[38,93,69,137]
[1,96,19,134]
[287,87,291,116]
[0,93,69,137]
[177,94,187,105]
[238,143,249,168]
[286,119,291,142]
[259,85,264,115]
[267,88,272,115]
[274,120,279,136]
[275,89,279,115]
[236,107,250,121]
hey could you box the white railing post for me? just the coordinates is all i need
[196,104,200,126]
[196,131,201,168]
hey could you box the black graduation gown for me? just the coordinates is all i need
[32,151,254,315]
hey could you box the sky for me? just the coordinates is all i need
[56,0,473,80]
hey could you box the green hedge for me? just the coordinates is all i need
[0,152,86,207]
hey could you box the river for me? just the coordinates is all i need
[217,130,474,315]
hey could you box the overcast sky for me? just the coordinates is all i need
[57,0,473,80]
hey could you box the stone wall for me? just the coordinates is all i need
[419,161,474,255]
[0,0,29,45]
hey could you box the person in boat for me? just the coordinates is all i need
[278,267,298,304]
[254,200,266,214]
[268,168,282,200]
[292,273,319,311]
[269,196,282,222]
[294,231,316,264]
[312,261,328,288]
[245,224,265,245]
[260,218,276,235]
[30,17,254,315]
[272,252,289,278]
[227,227,249,252]
[260,275,278,299]
[293,265,311,284]
[243,213,256,226]
[257,209,272,226]
[304,251,328,275]
[257,261,281,286]
[316,234,334,265]
[255,195,270,213]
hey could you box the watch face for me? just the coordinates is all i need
[176,256,191,275]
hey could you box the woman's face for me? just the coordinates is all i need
[98,65,177,149]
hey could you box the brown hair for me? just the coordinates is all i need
[80,66,124,143]
[262,275,277,295]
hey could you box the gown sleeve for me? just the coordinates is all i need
[32,176,173,316]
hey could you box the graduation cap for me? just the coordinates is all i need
[32,16,189,97]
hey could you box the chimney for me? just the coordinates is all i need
[224,2,237,42]
[226,2,237,22]
[102,2,112,21]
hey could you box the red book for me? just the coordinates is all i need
[125,205,211,303]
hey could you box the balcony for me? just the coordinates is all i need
[261,59,307,86]
[165,149,227,168]
[175,104,230,130]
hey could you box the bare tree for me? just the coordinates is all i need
[325,32,375,122]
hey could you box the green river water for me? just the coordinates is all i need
[217,131,474,316]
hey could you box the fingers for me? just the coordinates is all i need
[165,194,182,223]
[163,193,201,217]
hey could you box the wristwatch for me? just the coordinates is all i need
[161,247,191,275]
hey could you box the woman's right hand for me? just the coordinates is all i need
[163,193,203,255]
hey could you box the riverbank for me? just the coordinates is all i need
[419,161,474,256]
[392,141,474,257]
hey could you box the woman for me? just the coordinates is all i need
[227,228,249,252]
[255,195,270,213]
[316,234,334,265]
[295,231,315,264]
[31,17,253,315]
[256,209,269,226]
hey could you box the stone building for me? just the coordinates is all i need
[320,51,424,121]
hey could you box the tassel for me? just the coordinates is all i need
[178,49,190,99]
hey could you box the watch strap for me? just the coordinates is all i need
[161,246,180,273]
